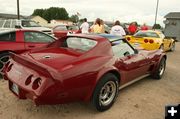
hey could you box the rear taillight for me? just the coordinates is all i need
[149,39,154,44]
[3,75,8,80]
[25,75,33,85]
[7,63,13,72]
[144,39,148,43]
[32,78,42,90]
[127,37,131,41]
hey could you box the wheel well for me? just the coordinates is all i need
[163,55,167,60]
[0,51,14,55]
[107,70,121,84]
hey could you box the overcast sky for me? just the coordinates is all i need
[0,0,180,26]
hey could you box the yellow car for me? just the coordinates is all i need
[125,30,175,51]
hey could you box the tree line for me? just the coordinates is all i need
[32,7,79,23]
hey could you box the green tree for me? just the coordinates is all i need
[32,9,45,18]
[32,7,69,22]
[69,15,79,23]
[152,24,161,29]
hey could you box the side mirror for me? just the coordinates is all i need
[15,25,22,29]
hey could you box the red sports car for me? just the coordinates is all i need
[3,34,166,111]
[53,25,81,38]
[0,29,56,75]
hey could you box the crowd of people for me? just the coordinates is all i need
[80,18,149,36]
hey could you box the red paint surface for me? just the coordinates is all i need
[4,34,166,105]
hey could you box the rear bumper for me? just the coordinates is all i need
[8,80,43,105]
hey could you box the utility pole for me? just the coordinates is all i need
[154,0,159,25]
[17,0,20,19]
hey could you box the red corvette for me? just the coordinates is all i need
[3,34,166,111]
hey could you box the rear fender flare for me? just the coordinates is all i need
[83,67,121,101]
[151,54,167,74]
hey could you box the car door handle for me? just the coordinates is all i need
[28,45,35,48]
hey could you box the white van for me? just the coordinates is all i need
[0,19,52,35]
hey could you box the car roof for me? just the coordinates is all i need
[0,28,45,34]
[0,28,16,34]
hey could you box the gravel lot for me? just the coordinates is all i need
[0,43,180,119]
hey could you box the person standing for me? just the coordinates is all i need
[141,23,149,30]
[80,18,89,34]
[91,18,104,33]
[128,22,138,35]
[110,20,126,36]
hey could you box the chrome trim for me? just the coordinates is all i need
[119,74,150,90]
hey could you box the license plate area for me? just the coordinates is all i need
[11,83,19,95]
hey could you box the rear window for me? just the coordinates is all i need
[0,32,16,42]
[63,37,97,52]
[134,31,159,38]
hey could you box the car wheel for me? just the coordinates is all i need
[152,57,166,79]
[92,73,119,112]
[0,52,10,73]
[170,42,175,52]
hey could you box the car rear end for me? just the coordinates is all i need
[3,53,59,105]
[126,35,161,50]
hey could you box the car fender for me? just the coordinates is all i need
[151,53,167,74]
[83,66,120,101]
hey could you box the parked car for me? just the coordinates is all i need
[53,25,81,38]
[0,19,52,35]
[3,34,166,111]
[0,29,56,73]
[125,30,175,51]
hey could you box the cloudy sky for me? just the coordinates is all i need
[0,0,180,26]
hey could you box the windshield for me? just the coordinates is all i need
[22,20,41,27]
[134,31,160,38]
[62,37,97,52]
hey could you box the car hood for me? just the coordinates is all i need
[23,48,82,70]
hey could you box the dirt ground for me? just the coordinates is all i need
[0,43,180,119]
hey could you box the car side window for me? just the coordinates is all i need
[112,40,135,58]
[24,32,55,43]
[0,32,16,42]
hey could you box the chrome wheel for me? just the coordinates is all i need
[0,55,10,63]
[99,81,116,106]
[0,55,10,71]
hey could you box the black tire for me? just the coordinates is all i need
[92,73,119,112]
[152,57,166,79]
[170,42,175,52]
